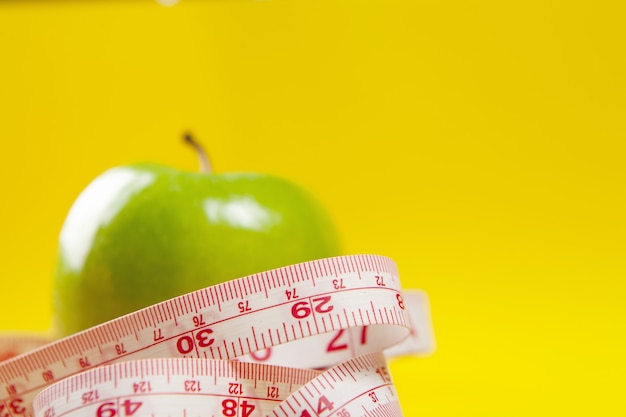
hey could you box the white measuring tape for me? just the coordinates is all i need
[0,255,434,416]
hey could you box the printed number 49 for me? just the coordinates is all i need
[96,400,142,417]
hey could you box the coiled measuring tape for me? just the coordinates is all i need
[0,255,434,416]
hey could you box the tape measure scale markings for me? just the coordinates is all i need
[33,357,323,417]
[0,335,50,363]
[0,254,435,416]
[32,354,401,417]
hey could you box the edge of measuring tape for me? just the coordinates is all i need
[0,334,52,363]
[0,254,435,416]
[33,354,401,417]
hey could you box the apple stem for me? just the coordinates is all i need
[183,132,212,173]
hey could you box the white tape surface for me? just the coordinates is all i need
[0,255,434,416]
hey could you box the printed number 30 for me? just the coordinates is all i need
[176,329,214,354]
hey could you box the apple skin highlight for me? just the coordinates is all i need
[53,163,342,337]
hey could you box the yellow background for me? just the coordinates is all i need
[1,0,625,415]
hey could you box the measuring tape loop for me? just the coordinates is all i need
[0,255,434,416]
[31,353,399,417]
[32,357,322,417]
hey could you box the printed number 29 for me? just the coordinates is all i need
[291,296,333,319]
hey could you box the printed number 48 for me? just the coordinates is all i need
[222,399,255,417]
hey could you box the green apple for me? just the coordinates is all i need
[53,135,342,336]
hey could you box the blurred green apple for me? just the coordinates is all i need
[53,135,341,336]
